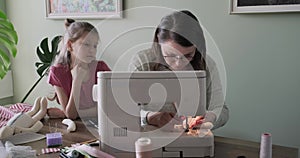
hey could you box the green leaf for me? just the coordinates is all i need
[51,35,61,53]
[0,19,16,34]
[40,38,50,56]
[35,62,43,68]
[0,10,7,19]
[0,36,17,58]
[21,35,60,102]
[0,28,18,43]
[35,36,61,77]
[36,47,49,63]
[36,64,49,77]
[0,49,10,69]
[0,10,18,79]
[0,65,6,79]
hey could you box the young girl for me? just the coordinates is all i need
[47,19,110,119]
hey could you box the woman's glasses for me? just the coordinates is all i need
[163,49,196,62]
[163,54,194,61]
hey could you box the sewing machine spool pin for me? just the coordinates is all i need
[184,117,189,132]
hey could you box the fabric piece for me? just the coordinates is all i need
[2,132,45,145]
[41,147,61,154]
[5,141,37,158]
[0,103,32,128]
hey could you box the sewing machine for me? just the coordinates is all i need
[92,71,214,157]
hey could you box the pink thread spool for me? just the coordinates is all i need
[135,137,152,158]
[259,133,272,158]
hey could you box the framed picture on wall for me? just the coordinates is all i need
[230,0,300,13]
[46,0,123,19]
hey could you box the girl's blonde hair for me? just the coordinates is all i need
[54,19,99,68]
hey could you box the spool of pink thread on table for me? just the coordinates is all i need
[259,133,272,158]
[135,137,152,158]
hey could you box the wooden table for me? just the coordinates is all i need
[24,118,97,158]
[214,136,298,158]
[24,118,298,158]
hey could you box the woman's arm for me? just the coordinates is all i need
[206,56,229,129]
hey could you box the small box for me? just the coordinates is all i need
[46,132,62,147]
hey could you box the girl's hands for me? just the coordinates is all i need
[47,108,66,118]
[71,63,89,82]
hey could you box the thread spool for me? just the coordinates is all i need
[135,137,152,158]
[71,150,81,158]
[259,133,272,158]
[66,149,82,158]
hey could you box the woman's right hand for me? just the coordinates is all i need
[147,112,182,129]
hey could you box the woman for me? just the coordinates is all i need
[130,10,229,130]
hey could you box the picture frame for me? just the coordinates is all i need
[230,0,300,14]
[46,0,123,19]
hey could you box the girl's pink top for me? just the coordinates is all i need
[48,60,110,109]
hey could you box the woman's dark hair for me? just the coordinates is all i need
[152,10,206,70]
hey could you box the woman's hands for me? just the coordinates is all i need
[184,112,216,129]
[147,111,183,130]
[147,111,216,130]
[186,116,204,129]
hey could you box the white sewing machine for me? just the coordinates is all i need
[93,71,214,157]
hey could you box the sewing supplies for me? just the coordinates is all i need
[62,119,76,132]
[46,132,62,147]
[135,137,152,158]
[260,133,272,158]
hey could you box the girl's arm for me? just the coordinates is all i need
[77,106,97,118]
[54,85,78,119]
[54,64,86,119]
[51,83,97,119]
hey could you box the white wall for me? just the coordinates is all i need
[0,71,13,99]
[0,0,5,12]
[6,0,300,154]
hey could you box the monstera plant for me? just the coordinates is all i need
[21,35,61,103]
[0,10,18,80]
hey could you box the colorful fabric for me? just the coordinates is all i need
[41,147,61,154]
[0,103,32,128]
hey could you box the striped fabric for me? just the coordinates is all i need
[41,147,61,154]
[0,103,32,128]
